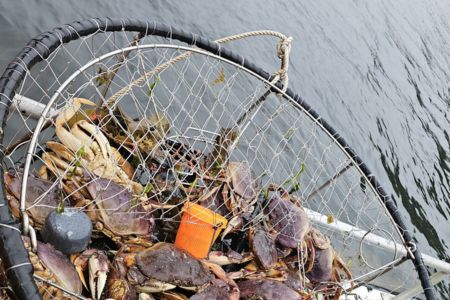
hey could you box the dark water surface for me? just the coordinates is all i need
[1,0,449,296]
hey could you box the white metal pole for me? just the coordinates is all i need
[305,208,450,274]
[11,94,58,119]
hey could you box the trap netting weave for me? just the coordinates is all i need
[0,19,434,299]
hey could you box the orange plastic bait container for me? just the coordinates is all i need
[175,202,228,259]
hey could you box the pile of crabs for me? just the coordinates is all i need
[1,98,352,300]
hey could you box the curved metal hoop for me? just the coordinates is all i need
[0,18,435,299]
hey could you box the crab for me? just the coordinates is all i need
[84,177,155,245]
[22,238,83,299]
[71,249,109,300]
[41,97,142,194]
[106,243,211,298]
[305,227,353,299]
[248,226,278,270]
[237,278,303,300]
[4,172,70,228]
[204,128,238,172]
[98,107,171,156]
[107,242,240,299]
[192,129,252,236]
[106,254,137,300]
[126,242,213,293]
[195,261,239,300]
[222,162,260,235]
[205,161,260,239]
[266,185,311,249]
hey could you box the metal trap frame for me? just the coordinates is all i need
[0,18,446,299]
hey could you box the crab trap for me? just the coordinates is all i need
[0,18,447,300]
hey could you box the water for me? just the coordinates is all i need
[1,0,449,296]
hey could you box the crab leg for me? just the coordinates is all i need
[42,152,83,177]
[111,147,135,179]
[304,239,315,273]
[55,98,96,160]
[221,215,242,240]
[71,120,111,160]
[206,251,253,266]
[202,261,239,300]
[332,253,352,281]
[47,141,76,162]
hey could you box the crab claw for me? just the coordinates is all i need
[89,251,109,300]
[221,215,242,240]
[55,98,96,128]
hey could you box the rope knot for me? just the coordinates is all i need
[277,36,293,59]
[274,36,292,92]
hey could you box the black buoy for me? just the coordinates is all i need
[42,208,92,254]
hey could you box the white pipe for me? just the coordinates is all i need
[305,208,450,274]
[11,94,58,119]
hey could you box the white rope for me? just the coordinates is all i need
[107,30,293,104]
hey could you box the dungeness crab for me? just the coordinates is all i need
[41,98,141,194]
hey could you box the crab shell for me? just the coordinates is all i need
[237,279,303,300]
[190,279,235,300]
[227,162,259,200]
[268,194,311,249]
[23,238,82,297]
[307,247,334,283]
[249,227,278,270]
[86,178,154,240]
[4,173,65,227]
[305,227,352,298]
[134,243,214,292]
[107,257,137,300]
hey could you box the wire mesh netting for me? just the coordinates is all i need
[0,21,431,299]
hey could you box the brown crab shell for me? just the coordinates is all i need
[135,243,214,287]
[4,173,65,227]
[249,227,278,270]
[309,227,331,250]
[34,240,83,294]
[237,279,302,300]
[190,279,234,300]
[87,178,154,238]
[107,257,138,300]
[227,162,259,200]
[268,195,311,249]
[306,246,333,283]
